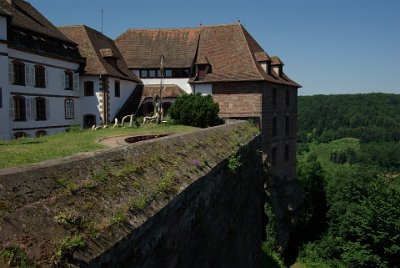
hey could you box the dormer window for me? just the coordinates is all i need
[100,48,118,68]
[196,64,211,80]
[271,56,284,77]
[254,52,271,75]
[105,57,117,68]
[198,65,207,80]
[195,56,211,81]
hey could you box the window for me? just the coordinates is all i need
[272,147,277,165]
[272,117,277,137]
[285,115,290,135]
[140,70,148,78]
[64,71,73,90]
[13,61,25,86]
[139,69,190,78]
[284,145,289,162]
[165,69,172,77]
[14,132,28,139]
[272,88,277,106]
[115,81,120,97]
[0,87,2,108]
[198,65,206,80]
[35,97,46,121]
[35,130,47,137]
[84,81,94,96]
[13,95,26,121]
[105,57,117,68]
[35,65,45,87]
[65,99,74,119]
[149,70,156,78]
[285,89,290,106]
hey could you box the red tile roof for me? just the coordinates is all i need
[115,23,299,87]
[143,84,186,98]
[115,28,200,69]
[59,25,140,82]
[271,56,284,66]
[0,0,73,43]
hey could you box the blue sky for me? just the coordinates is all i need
[29,0,399,95]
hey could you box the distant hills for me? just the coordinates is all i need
[298,93,400,143]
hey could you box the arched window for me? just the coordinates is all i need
[14,132,28,139]
[272,117,277,137]
[285,115,290,135]
[64,71,73,90]
[13,95,26,121]
[84,81,94,96]
[35,97,46,121]
[65,98,74,119]
[272,88,277,106]
[272,147,277,166]
[12,61,25,86]
[285,89,290,106]
[35,130,47,137]
[35,65,46,87]
[284,145,289,162]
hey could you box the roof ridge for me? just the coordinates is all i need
[125,22,241,32]
[58,24,86,29]
[81,25,109,75]
[237,24,267,81]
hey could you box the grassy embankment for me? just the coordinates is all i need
[0,124,197,169]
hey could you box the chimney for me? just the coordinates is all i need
[6,0,15,7]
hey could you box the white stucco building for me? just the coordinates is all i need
[59,25,140,127]
[0,0,82,140]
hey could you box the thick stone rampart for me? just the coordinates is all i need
[0,122,265,267]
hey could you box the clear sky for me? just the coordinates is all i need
[29,0,399,95]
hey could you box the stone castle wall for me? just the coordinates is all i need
[0,122,265,267]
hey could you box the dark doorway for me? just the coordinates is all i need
[83,114,96,128]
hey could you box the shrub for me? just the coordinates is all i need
[53,236,85,264]
[228,153,242,174]
[1,245,35,267]
[169,93,220,128]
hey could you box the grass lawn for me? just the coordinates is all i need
[298,138,360,175]
[0,124,197,169]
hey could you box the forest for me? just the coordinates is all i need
[266,93,400,268]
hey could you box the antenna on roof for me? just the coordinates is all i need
[101,8,104,33]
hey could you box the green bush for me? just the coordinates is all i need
[169,93,220,128]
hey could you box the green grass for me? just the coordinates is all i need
[0,124,197,169]
[298,138,360,175]
[53,236,85,264]
[1,245,35,268]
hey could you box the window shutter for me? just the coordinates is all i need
[9,98,14,120]
[46,99,50,120]
[25,65,30,86]
[8,62,14,83]
[26,98,31,120]
[31,98,36,120]
[60,72,65,89]
[73,73,79,90]
[45,69,48,88]
[30,65,35,86]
